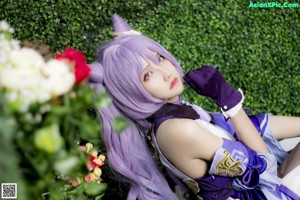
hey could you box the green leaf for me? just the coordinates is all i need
[95,92,112,109]
[34,124,64,153]
[54,156,79,175]
[112,116,131,133]
[84,182,107,196]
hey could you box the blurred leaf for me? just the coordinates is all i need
[95,92,112,109]
[84,182,107,196]
[112,116,131,133]
[54,156,79,175]
[34,124,64,154]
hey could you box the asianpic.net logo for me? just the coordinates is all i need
[249,1,299,8]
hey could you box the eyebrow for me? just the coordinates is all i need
[141,53,158,73]
[155,53,160,59]
[142,63,151,73]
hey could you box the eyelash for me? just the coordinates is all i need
[158,55,164,62]
[143,55,165,81]
[143,71,153,81]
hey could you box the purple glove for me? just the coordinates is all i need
[183,66,243,116]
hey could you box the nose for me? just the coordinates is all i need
[154,66,171,80]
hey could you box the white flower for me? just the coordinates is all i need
[42,59,75,96]
[0,21,11,32]
[9,48,45,69]
[2,67,37,88]
[0,47,75,111]
[0,21,76,112]
[1,64,51,104]
[0,20,14,33]
[0,21,20,69]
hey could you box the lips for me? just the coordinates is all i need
[170,77,178,89]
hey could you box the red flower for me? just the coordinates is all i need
[89,155,95,162]
[88,155,101,169]
[55,48,91,83]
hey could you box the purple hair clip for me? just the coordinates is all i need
[112,14,141,36]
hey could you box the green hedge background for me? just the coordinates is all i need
[0,0,299,199]
[1,0,299,115]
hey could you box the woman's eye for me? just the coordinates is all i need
[143,71,153,81]
[158,55,164,62]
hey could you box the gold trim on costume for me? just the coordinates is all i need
[182,178,200,194]
[215,150,243,176]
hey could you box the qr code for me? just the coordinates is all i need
[1,183,17,199]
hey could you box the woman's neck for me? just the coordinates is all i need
[166,95,182,104]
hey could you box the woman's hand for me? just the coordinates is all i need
[184,66,268,153]
[183,66,243,118]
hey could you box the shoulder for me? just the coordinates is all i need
[157,118,204,144]
[156,118,223,161]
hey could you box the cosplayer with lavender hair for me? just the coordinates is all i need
[89,14,300,200]
[88,15,182,200]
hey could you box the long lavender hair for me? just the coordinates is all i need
[88,16,183,200]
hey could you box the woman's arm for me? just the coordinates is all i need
[156,118,223,178]
[270,116,300,140]
[184,66,268,153]
[230,109,268,153]
[156,116,266,179]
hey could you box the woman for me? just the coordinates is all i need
[88,14,300,200]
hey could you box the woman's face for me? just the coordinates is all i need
[140,52,184,103]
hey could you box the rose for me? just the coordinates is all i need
[1,47,76,112]
[89,154,105,170]
[9,47,45,69]
[92,156,105,167]
[55,48,91,83]
[42,59,75,96]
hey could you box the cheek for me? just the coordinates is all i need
[143,81,164,98]
[179,84,184,93]
[146,80,161,92]
[142,81,156,94]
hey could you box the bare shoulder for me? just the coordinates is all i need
[156,118,223,178]
[157,118,222,144]
[157,118,222,160]
[157,118,206,146]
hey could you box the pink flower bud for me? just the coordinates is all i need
[78,146,86,151]
[84,173,96,182]
[86,162,94,171]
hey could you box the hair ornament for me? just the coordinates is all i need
[112,14,141,36]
